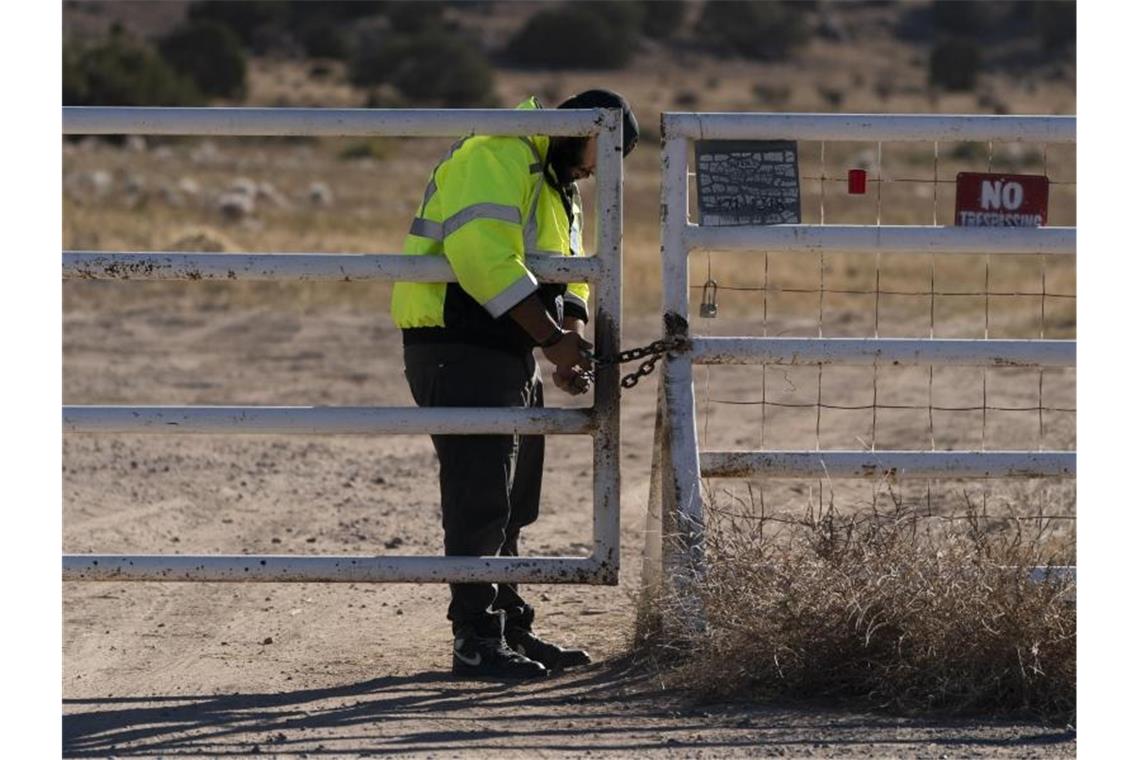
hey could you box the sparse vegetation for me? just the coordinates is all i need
[817,85,844,109]
[350,29,496,107]
[673,89,700,108]
[297,19,350,60]
[186,0,290,47]
[696,0,810,61]
[337,139,393,162]
[1033,0,1076,50]
[63,29,203,107]
[931,0,1006,37]
[752,82,791,106]
[159,20,248,100]
[503,2,641,70]
[635,493,1075,724]
[185,0,388,57]
[383,0,446,34]
[638,0,688,40]
[930,37,981,91]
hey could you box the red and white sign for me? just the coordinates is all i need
[954,172,1049,227]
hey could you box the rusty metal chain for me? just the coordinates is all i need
[582,336,689,390]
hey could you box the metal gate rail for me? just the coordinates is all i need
[63,106,624,584]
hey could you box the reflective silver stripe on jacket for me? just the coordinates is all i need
[519,136,541,167]
[418,137,469,211]
[411,137,540,241]
[564,291,588,314]
[409,203,522,241]
[408,216,443,240]
[521,165,564,256]
[443,203,522,237]
[569,182,584,256]
[484,271,539,319]
[419,178,437,209]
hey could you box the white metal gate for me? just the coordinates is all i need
[62,105,624,585]
[646,113,1077,592]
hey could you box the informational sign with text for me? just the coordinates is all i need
[695,140,801,226]
[954,172,1049,227]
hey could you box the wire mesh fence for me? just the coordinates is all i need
[684,136,1075,547]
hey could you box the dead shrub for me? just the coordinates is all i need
[633,490,1075,725]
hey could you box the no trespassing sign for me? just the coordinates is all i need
[954,172,1049,227]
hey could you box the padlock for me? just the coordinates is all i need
[699,279,718,318]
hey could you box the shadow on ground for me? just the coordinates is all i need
[63,657,1075,757]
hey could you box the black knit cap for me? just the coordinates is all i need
[557,89,639,157]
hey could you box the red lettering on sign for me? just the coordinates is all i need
[955,172,1049,227]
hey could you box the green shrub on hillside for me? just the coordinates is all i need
[187,0,383,57]
[159,21,247,99]
[580,1,646,38]
[931,0,1006,37]
[638,0,688,40]
[298,19,350,59]
[384,1,446,34]
[504,3,639,70]
[930,37,980,91]
[287,1,389,58]
[696,1,809,61]
[350,29,495,107]
[186,0,290,45]
[287,1,389,26]
[1034,0,1075,49]
[63,31,203,106]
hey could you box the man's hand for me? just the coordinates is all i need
[553,365,591,395]
[541,331,593,373]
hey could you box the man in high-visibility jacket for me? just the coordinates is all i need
[392,90,638,680]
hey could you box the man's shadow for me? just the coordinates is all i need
[63,660,655,757]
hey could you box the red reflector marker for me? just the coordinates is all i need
[848,168,867,194]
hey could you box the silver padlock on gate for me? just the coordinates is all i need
[699,279,718,318]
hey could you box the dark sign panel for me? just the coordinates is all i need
[695,140,801,226]
[954,172,1050,227]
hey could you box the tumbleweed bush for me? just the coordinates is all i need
[634,484,1076,725]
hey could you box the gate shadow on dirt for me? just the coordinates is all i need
[63,657,1075,757]
[63,659,644,757]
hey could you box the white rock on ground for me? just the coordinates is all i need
[190,140,222,166]
[216,191,255,221]
[82,170,113,199]
[177,177,201,197]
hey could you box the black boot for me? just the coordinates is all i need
[504,606,591,671]
[453,611,549,680]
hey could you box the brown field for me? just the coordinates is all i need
[64,4,1076,756]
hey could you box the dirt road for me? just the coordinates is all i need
[63,294,1075,757]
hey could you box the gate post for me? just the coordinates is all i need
[641,120,708,636]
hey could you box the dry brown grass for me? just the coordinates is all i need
[633,486,1076,725]
[61,135,1077,324]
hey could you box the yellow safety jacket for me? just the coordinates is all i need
[391,96,590,354]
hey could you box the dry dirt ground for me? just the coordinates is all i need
[62,291,1075,757]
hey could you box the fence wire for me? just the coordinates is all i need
[691,137,1075,525]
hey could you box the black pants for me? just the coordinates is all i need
[403,342,543,637]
